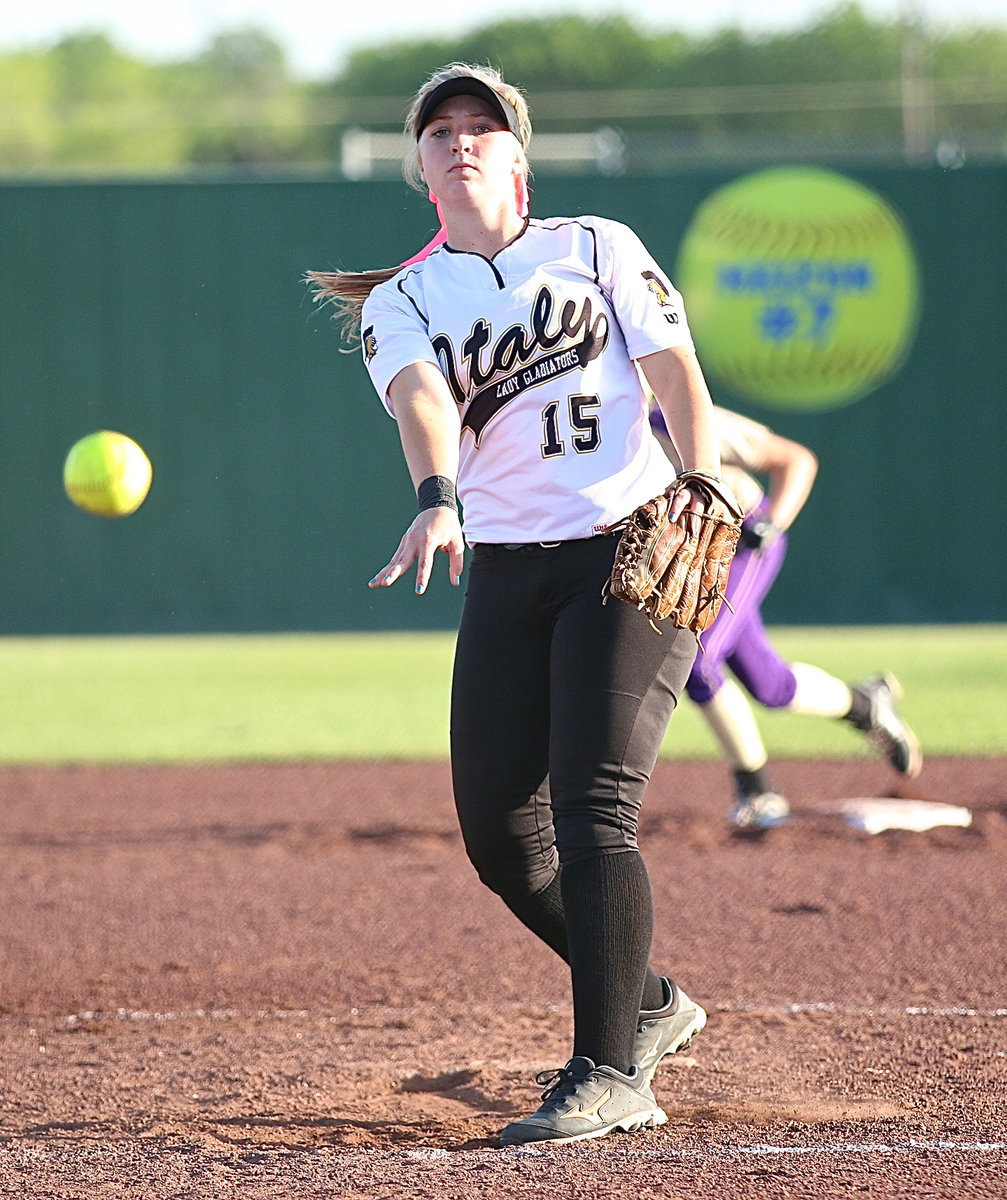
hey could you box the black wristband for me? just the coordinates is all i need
[417,474,458,513]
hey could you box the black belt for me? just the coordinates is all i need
[474,535,614,552]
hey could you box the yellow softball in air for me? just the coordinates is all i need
[63,430,153,517]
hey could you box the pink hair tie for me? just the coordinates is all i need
[399,198,448,266]
[400,174,529,267]
[515,174,529,219]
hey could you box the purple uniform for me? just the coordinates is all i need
[649,406,799,707]
[684,496,796,706]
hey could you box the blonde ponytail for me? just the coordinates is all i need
[306,267,401,347]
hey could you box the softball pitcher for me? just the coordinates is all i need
[310,62,721,1147]
[652,404,923,830]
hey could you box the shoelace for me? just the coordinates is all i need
[533,1064,580,1101]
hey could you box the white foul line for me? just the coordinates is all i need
[717,1139,1007,1157]
[721,1002,1007,1018]
[49,1001,1007,1026]
[499,1139,1007,1160]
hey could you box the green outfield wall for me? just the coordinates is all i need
[2,164,1005,634]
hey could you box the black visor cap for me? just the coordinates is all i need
[415,77,523,143]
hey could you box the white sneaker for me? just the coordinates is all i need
[633,978,708,1084]
[499,1057,667,1147]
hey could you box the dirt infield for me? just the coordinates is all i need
[1,756,1005,1198]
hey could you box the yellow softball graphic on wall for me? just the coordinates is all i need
[675,166,921,411]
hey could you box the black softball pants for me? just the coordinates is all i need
[450,534,697,1071]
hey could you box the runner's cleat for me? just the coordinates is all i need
[633,978,708,1084]
[499,1056,667,1147]
[849,673,923,778]
[730,790,791,831]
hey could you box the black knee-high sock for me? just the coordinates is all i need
[502,872,666,1015]
[560,851,655,1075]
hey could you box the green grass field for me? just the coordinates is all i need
[0,625,1003,765]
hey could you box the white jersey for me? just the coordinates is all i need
[361,215,695,544]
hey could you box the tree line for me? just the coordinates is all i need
[0,6,1004,172]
